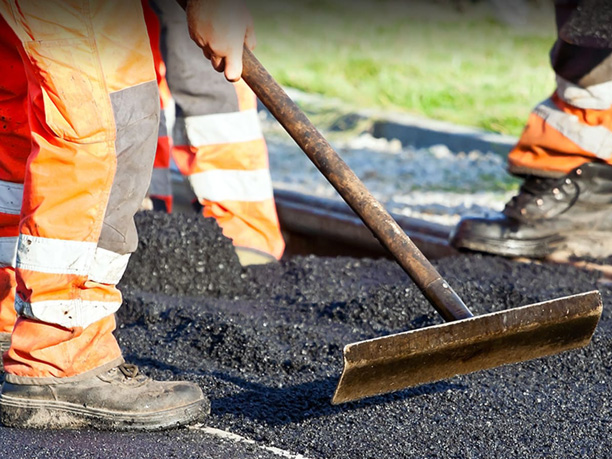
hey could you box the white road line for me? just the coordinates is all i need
[189,424,311,459]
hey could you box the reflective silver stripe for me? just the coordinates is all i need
[0,180,23,215]
[183,109,263,146]
[164,98,176,138]
[148,167,172,197]
[16,235,96,275]
[15,235,129,283]
[15,295,121,329]
[534,98,612,159]
[0,236,18,267]
[556,76,612,110]
[158,103,176,139]
[88,247,131,285]
[189,169,274,202]
[158,107,168,138]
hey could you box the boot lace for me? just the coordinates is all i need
[118,363,140,378]
[505,176,557,210]
[503,175,573,220]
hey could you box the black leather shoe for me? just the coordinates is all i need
[450,162,612,258]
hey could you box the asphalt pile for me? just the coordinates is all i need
[110,210,612,458]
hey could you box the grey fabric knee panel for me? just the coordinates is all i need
[99,80,159,255]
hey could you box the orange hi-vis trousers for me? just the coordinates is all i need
[0,0,158,379]
[148,0,285,260]
[507,0,612,178]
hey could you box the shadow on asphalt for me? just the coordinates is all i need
[210,372,467,426]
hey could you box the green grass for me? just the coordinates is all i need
[248,0,557,136]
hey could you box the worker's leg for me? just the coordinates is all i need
[151,0,285,265]
[450,0,612,259]
[0,0,207,430]
[506,0,612,176]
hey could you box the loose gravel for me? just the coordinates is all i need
[261,95,521,227]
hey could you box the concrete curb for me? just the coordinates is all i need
[368,111,518,155]
[278,88,519,156]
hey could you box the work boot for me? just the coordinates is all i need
[450,162,612,258]
[0,362,210,431]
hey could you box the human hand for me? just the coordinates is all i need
[184,0,256,82]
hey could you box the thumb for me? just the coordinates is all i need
[224,48,244,82]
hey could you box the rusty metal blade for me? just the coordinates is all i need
[332,290,603,404]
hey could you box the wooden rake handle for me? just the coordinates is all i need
[241,47,473,321]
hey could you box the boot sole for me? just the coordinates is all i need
[453,230,612,259]
[451,233,564,258]
[0,393,210,431]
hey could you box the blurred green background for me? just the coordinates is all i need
[249,0,557,136]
